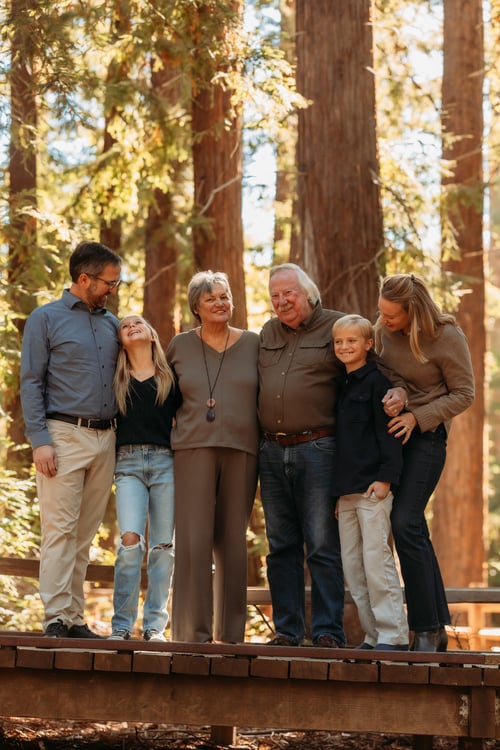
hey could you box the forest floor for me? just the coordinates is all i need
[0,719,498,749]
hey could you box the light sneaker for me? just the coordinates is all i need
[143,629,167,642]
[108,629,131,640]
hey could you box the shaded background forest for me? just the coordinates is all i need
[0,0,499,633]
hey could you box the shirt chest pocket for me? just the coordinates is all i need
[259,343,286,368]
[341,392,371,423]
[295,340,331,366]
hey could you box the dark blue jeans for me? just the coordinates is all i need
[391,425,450,632]
[259,436,345,645]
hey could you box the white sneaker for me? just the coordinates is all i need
[108,629,131,640]
[144,629,167,642]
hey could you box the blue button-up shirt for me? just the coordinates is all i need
[20,289,120,448]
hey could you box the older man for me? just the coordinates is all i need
[258,263,407,648]
[258,263,347,647]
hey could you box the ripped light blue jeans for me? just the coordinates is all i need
[111,445,175,635]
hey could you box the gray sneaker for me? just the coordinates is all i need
[108,629,131,640]
[143,629,167,642]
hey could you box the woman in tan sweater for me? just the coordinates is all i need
[376,274,474,652]
[167,271,259,644]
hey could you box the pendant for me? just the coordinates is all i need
[206,408,216,422]
[206,398,216,409]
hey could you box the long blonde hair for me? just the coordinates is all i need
[376,274,456,363]
[114,316,175,415]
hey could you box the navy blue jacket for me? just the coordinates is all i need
[332,360,403,496]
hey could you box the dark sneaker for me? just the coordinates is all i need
[143,629,167,642]
[68,623,103,639]
[266,635,299,646]
[313,634,341,648]
[45,619,69,638]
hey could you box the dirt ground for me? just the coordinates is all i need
[0,719,497,749]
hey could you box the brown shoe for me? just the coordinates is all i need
[267,635,299,646]
[313,634,341,648]
[411,627,448,652]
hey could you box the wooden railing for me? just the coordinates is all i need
[1,556,500,648]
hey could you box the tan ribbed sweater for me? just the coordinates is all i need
[376,323,474,434]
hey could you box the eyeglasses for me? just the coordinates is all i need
[88,274,121,290]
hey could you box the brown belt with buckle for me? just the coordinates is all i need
[262,427,335,447]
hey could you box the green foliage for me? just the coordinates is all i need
[0,464,41,629]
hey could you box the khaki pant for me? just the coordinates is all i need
[37,419,116,629]
[338,491,409,647]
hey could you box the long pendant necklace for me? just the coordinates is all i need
[200,326,231,422]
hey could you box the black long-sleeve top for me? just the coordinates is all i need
[332,361,403,497]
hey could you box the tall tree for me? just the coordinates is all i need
[293,0,383,316]
[143,50,183,348]
[190,1,247,329]
[99,0,132,316]
[433,0,486,586]
[273,0,296,264]
[6,0,39,469]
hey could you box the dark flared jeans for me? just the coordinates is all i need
[390,424,450,633]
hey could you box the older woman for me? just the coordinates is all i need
[376,273,474,652]
[166,271,259,643]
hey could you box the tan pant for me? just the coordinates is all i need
[172,447,257,643]
[37,419,116,629]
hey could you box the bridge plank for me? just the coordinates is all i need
[171,653,211,675]
[94,651,133,672]
[210,656,251,678]
[250,657,289,678]
[329,661,379,682]
[380,663,430,684]
[430,665,483,687]
[289,659,329,680]
[16,647,55,670]
[54,650,94,670]
[133,651,172,674]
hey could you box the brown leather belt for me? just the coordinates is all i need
[262,427,335,446]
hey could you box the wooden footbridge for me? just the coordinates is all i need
[1,557,500,748]
[0,632,499,749]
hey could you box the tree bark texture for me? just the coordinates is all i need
[7,0,39,463]
[191,3,247,330]
[142,52,182,348]
[434,0,486,586]
[294,0,383,318]
[99,1,132,316]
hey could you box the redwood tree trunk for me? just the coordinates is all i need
[294,0,382,317]
[7,0,39,468]
[99,0,132,316]
[143,51,182,348]
[433,0,486,587]
[191,2,247,329]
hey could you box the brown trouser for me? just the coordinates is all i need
[172,446,257,643]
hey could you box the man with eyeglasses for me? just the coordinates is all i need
[258,263,406,650]
[21,241,122,639]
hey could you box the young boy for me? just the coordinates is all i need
[332,314,408,650]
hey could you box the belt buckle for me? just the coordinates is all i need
[275,432,287,441]
[87,418,98,429]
